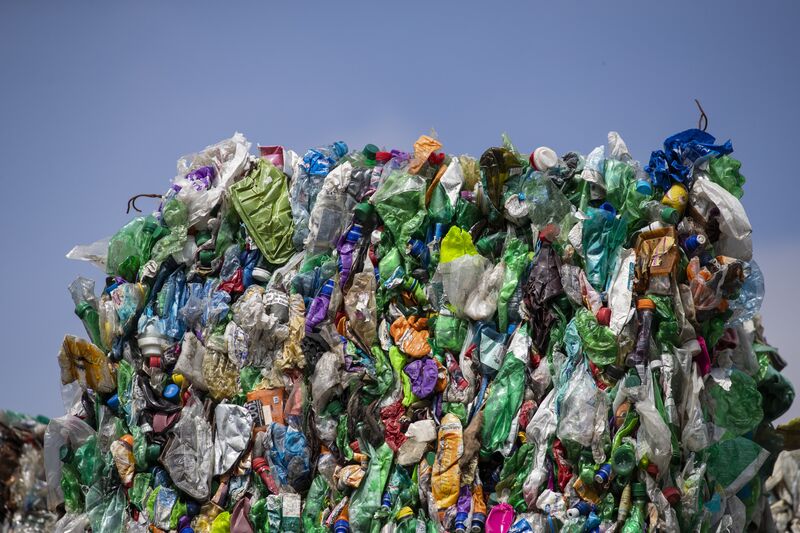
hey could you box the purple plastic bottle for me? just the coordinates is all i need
[305,279,335,333]
[337,224,363,289]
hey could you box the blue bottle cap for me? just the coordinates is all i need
[185,500,201,516]
[106,394,120,411]
[163,383,180,400]
[333,519,350,533]
[635,179,653,196]
[507,323,518,335]
[320,279,335,297]
[433,223,445,239]
[332,141,348,158]
[180,528,195,533]
[598,202,616,215]
[408,238,427,258]
[346,224,363,243]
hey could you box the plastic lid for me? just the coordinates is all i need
[252,267,270,283]
[595,307,611,326]
[320,279,335,297]
[195,231,212,246]
[107,394,120,411]
[199,250,214,267]
[346,224,363,242]
[660,206,679,224]
[396,507,414,521]
[354,202,375,223]
[143,219,159,233]
[375,151,392,163]
[636,298,656,310]
[146,443,162,463]
[604,364,625,380]
[332,141,349,158]
[635,179,653,196]
[180,528,195,533]
[362,144,378,161]
[662,486,681,506]
[598,202,616,214]
[408,239,427,258]
[148,356,162,368]
[252,457,268,471]
[163,383,180,400]
[632,482,647,499]
[532,146,558,171]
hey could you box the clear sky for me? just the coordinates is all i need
[1,1,799,421]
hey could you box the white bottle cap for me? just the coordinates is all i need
[532,146,559,171]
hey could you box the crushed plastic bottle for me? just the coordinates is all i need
[43,128,795,533]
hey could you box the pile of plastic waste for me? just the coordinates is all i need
[1,410,57,532]
[49,127,795,532]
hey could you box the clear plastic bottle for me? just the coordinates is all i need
[68,277,105,350]
[626,298,655,367]
[640,200,678,225]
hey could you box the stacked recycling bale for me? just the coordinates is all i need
[50,129,793,531]
[1,411,56,532]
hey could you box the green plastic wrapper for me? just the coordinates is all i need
[708,369,764,439]
[582,207,627,291]
[129,472,152,510]
[603,159,636,210]
[440,226,478,264]
[433,311,468,352]
[480,326,529,456]
[349,442,394,532]
[302,476,329,532]
[74,435,103,486]
[648,295,680,348]
[60,463,84,513]
[229,159,295,265]
[574,307,618,367]
[707,155,746,199]
[371,172,426,253]
[497,238,529,332]
[249,498,269,533]
[454,196,481,231]
[151,199,188,263]
[494,442,534,511]
[106,215,159,281]
[706,437,769,495]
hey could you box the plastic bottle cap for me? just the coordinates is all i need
[320,279,335,297]
[180,528,195,533]
[195,231,212,246]
[199,250,214,267]
[636,298,656,310]
[333,141,349,158]
[362,144,378,161]
[171,373,185,386]
[107,394,120,411]
[396,507,414,521]
[408,239,427,258]
[163,383,180,400]
[595,307,611,326]
[632,482,648,500]
[346,225,363,242]
[635,179,653,196]
[120,434,134,447]
[251,267,270,283]
[147,356,162,368]
[532,146,558,171]
[146,443,162,463]
[143,219,159,233]
[252,457,268,472]
[660,206,679,224]
[662,486,681,506]
[375,151,392,163]
[599,202,616,214]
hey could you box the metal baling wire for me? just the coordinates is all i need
[126,193,162,214]
[694,99,708,132]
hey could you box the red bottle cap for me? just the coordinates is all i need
[596,307,611,326]
[375,151,392,163]
[646,463,659,477]
[662,487,681,506]
[148,356,162,368]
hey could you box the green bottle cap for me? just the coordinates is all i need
[75,301,93,318]
[195,231,212,247]
[146,443,162,464]
[362,144,379,161]
[632,482,647,500]
[143,219,159,233]
[354,202,375,223]
[660,206,679,224]
[199,250,214,267]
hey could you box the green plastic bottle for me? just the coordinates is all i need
[621,482,647,533]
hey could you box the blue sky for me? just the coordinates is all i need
[1,0,799,420]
